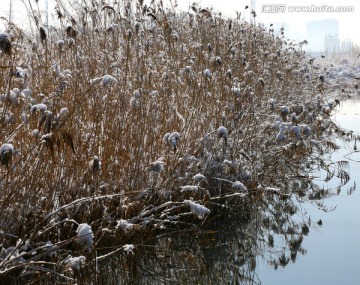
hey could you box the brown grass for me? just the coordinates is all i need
[0,0,352,284]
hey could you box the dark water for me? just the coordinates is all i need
[87,99,360,285]
[257,98,360,285]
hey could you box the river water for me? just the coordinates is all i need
[88,98,360,285]
[257,98,360,285]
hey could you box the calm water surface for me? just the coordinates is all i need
[257,98,360,285]
[99,98,360,285]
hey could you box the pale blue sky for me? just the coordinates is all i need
[1,0,359,46]
[182,0,359,44]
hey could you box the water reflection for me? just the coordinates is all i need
[333,98,360,140]
[78,173,346,284]
[81,196,259,284]
[257,98,360,285]
[78,100,359,285]
[9,101,358,285]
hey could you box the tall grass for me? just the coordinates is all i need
[0,0,352,283]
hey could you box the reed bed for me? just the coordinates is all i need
[0,1,353,284]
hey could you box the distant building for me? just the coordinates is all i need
[341,39,353,54]
[306,19,339,51]
[324,34,340,53]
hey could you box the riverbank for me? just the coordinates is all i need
[0,1,356,283]
[257,98,360,285]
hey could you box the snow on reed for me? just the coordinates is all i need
[184,200,210,219]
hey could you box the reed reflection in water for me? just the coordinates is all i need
[78,169,346,285]
[257,98,360,285]
[79,102,359,285]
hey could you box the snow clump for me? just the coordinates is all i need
[184,200,210,219]
[76,223,94,249]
